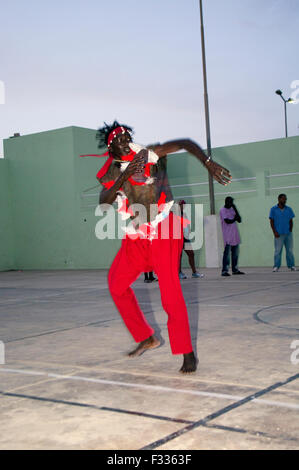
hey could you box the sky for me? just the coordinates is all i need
[1,0,299,157]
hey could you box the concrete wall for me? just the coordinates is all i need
[3,128,77,269]
[168,136,299,269]
[2,127,299,270]
[0,159,14,270]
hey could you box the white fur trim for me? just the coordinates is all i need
[120,199,174,239]
[148,150,159,164]
[151,201,174,228]
[129,142,144,153]
[129,142,159,164]
[116,193,131,220]
[120,161,130,172]
[145,177,155,185]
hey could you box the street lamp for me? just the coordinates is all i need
[275,89,295,138]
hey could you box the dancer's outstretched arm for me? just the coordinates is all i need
[152,139,232,186]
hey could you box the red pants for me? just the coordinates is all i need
[108,213,193,355]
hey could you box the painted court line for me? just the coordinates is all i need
[1,390,296,444]
[190,304,299,309]
[11,359,296,393]
[141,371,299,450]
[4,319,117,344]
[1,368,299,411]
[138,301,299,309]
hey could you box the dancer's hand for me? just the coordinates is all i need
[205,160,232,186]
[122,152,145,179]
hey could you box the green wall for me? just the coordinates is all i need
[168,137,299,268]
[0,159,14,270]
[3,128,77,269]
[1,127,298,270]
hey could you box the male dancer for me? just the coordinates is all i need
[96,121,231,373]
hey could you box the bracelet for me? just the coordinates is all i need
[205,156,212,165]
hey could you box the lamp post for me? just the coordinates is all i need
[275,89,294,138]
[199,0,215,215]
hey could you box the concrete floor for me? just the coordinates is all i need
[0,267,298,450]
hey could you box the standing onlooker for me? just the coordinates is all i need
[178,200,204,279]
[269,194,296,272]
[220,197,244,276]
[144,272,158,283]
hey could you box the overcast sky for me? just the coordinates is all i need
[1,0,299,157]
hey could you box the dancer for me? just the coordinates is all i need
[95,121,231,373]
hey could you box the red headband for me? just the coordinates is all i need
[107,126,129,147]
[80,126,131,159]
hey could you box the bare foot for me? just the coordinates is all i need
[180,351,198,374]
[128,335,161,358]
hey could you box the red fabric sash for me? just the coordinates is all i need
[80,151,109,158]
[81,148,155,187]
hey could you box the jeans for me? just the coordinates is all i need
[222,244,239,274]
[274,233,295,268]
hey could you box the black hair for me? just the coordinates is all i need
[278,193,287,199]
[96,120,133,148]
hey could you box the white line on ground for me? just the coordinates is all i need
[137,303,299,309]
[0,367,298,411]
[196,305,299,309]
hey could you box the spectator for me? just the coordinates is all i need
[220,197,244,276]
[269,194,296,272]
[144,272,158,283]
[178,200,204,279]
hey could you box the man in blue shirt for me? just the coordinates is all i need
[269,194,296,272]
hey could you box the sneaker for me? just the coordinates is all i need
[272,267,279,272]
[221,272,230,277]
[232,270,245,275]
[290,267,297,271]
[192,272,204,278]
[179,272,187,279]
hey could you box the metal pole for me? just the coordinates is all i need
[284,100,288,138]
[199,0,215,215]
